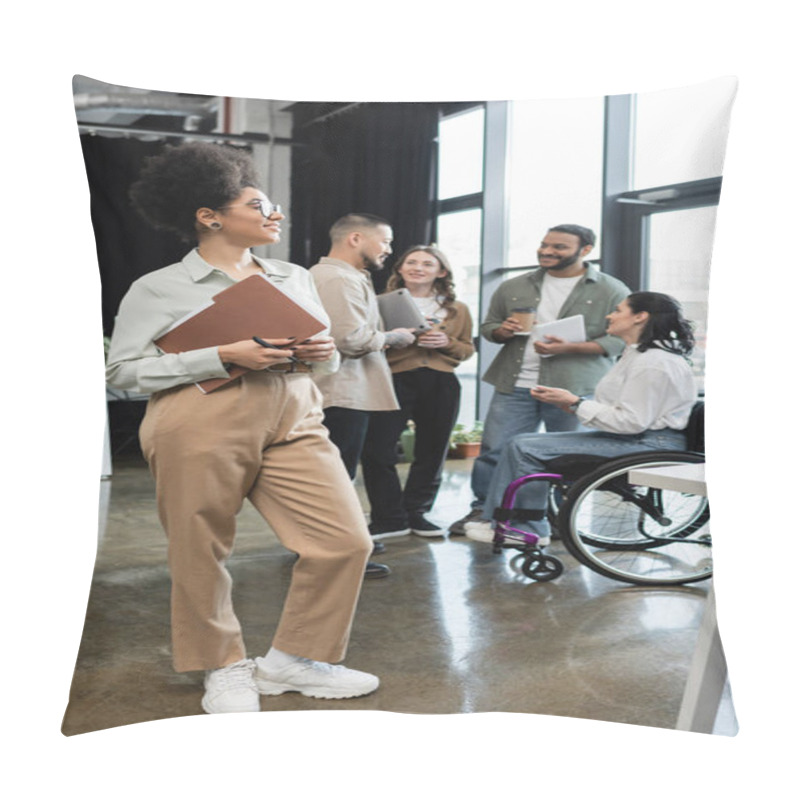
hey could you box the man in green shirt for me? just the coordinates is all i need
[449,224,630,534]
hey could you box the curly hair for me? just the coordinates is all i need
[627,291,695,356]
[386,245,457,315]
[129,142,261,242]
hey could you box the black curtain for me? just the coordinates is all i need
[289,102,440,293]
[81,101,441,331]
[79,135,187,335]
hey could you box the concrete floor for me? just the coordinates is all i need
[61,452,736,736]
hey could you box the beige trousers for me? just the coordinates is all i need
[139,371,372,672]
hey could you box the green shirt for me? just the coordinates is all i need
[480,264,630,396]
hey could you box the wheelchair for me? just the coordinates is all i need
[485,402,710,587]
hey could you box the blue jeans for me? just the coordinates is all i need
[482,427,688,536]
[470,387,583,507]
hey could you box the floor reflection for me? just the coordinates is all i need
[63,453,734,736]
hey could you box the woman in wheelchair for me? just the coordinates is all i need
[465,291,697,548]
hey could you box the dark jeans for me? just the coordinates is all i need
[322,406,371,480]
[361,369,460,527]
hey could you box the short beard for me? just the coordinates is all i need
[361,254,384,271]
[541,250,582,271]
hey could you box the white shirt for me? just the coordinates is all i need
[577,345,697,434]
[516,273,582,388]
[412,294,446,322]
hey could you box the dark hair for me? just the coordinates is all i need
[386,244,457,314]
[329,212,392,243]
[547,224,596,249]
[626,291,695,356]
[129,142,261,242]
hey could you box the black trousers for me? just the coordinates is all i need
[322,406,371,480]
[361,369,460,527]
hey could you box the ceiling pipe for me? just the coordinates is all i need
[74,92,218,117]
[76,122,296,146]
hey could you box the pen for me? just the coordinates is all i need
[253,336,299,362]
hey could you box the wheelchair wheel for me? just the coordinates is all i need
[557,451,711,586]
[521,553,564,582]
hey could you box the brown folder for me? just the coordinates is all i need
[155,274,327,393]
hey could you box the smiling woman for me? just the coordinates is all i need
[208,194,283,246]
[361,244,475,538]
[104,141,381,715]
[195,188,285,281]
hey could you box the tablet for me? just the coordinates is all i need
[377,289,432,333]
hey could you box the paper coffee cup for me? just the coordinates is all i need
[511,307,536,334]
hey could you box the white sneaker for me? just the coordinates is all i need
[465,520,551,547]
[201,658,260,714]
[464,520,496,542]
[254,656,379,699]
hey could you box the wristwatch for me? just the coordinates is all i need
[569,397,585,413]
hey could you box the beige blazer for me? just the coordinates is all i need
[310,257,399,411]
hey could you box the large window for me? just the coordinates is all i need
[437,107,485,200]
[436,209,482,426]
[621,78,736,391]
[507,96,605,268]
[633,77,736,190]
[647,206,717,391]
[435,106,485,426]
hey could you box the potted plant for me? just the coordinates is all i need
[449,421,483,459]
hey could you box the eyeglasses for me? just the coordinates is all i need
[219,200,282,218]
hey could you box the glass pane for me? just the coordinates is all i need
[633,77,736,189]
[435,209,481,426]
[647,206,717,391]
[437,107,485,200]
[507,96,604,267]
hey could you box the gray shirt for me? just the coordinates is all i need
[480,264,630,396]
[309,257,398,411]
[106,249,338,395]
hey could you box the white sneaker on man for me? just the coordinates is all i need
[464,520,497,542]
[254,655,379,699]
[465,520,550,547]
[201,658,260,714]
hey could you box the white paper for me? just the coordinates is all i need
[533,314,586,343]
[533,314,587,357]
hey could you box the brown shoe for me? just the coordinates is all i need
[448,508,484,535]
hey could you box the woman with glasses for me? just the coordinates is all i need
[361,245,475,539]
[106,142,378,715]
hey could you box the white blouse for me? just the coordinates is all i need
[577,345,697,435]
